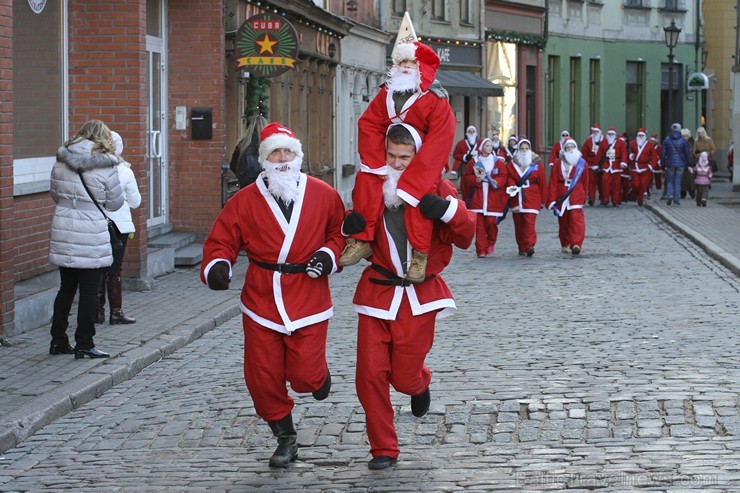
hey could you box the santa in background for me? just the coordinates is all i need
[581,124,604,206]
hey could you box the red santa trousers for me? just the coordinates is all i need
[512,212,538,252]
[600,172,622,205]
[242,314,328,422]
[621,175,632,201]
[587,169,602,203]
[652,171,662,190]
[631,172,652,205]
[355,298,436,459]
[556,209,586,249]
[475,214,499,255]
[351,172,434,253]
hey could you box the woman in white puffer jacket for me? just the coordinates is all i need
[96,131,142,325]
[49,120,124,359]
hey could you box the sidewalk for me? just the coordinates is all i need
[1,176,738,455]
[0,260,247,453]
[644,173,740,276]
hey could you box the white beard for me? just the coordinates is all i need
[518,151,532,168]
[636,136,646,147]
[382,167,405,209]
[491,141,501,151]
[606,135,616,145]
[466,133,477,146]
[387,66,421,94]
[564,149,582,165]
[263,156,302,204]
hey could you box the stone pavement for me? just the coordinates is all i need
[0,175,739,491]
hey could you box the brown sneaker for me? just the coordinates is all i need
[338,238,372,266]
[405,250,428,284]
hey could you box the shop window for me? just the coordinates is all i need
[431,0,448,22]
[625,61,644,137]
[12,0,66,195]
[392,0,407,17]
[589,59,600,128]
[487,41,517,142]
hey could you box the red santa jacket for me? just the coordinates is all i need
[200,174,346,334]
[358,85,456,206]
[461,154,508,216]
[596,138,628,173]
[452,136,481,173]
[548,140,564,167]
[652,142,662,172]
[548,157,589,213]
[504,159,549,214]
[628,140,658,174]
[581,135,604,171]
[352,180,475,321]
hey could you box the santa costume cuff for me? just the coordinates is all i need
[440,196,458,223]
[316,246,338,275]
[203,258,232,287]
[360,163,388,175]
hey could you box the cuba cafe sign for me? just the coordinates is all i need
[236,13,299,78]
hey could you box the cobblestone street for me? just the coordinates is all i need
[1,204,738,492]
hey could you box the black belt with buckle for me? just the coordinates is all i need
[250,258,307,274]
[368,264,435,286]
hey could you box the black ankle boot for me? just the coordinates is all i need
[312,370,331,401]
[267,414,298,468]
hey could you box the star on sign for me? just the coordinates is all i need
[257,34,278,55]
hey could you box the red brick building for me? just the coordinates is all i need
[1,0,226,337]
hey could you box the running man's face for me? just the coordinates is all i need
[386,141,416,171]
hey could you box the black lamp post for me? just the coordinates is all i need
[664,20,682,131]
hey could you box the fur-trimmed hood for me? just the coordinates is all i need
[57,139,120,172]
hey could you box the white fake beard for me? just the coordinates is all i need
[382,168,405,209]
[518,151,532,168]
[263,156,302,204]
[491,140,501,150]
[564,149,582,166]
[387,66,421,94]
[466,133,477,146]
[606,134,616,145]
[636,136,646,147]
[592,132,602,143]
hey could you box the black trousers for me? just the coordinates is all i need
[50,267,106,350]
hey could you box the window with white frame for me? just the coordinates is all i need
[12,0,67,195]
[392,0,407,16]
[461,0,472,25]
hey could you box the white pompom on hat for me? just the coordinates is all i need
[111,131,123,156]
[391,41,440,92]
[258,122,304,164]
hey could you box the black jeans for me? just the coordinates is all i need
[50,267,106,350]
[109,236,129,275]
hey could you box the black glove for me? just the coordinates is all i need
[306,250,333,278]
[207,261,231,290]
[342,211,366,236]
[464,153,473,162]
[419,194,451,220]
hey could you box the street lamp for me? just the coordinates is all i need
[664,20,682,131]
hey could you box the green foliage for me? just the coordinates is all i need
[246,77,271,120]
[486,29,547,49]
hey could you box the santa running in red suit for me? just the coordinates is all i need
[548,129,571,167]
[490,132,507,161]
[503,138,549,256]
[548,138,588,255]
[503,134,518,165]
[649,133,663,195]
[580,124,604,206]
[627,128,658,206]
[461,137,509,257]
[339,31,456,285]
[619,133,633,201]
[343,122,474,470]
[200,123,346,469]
[595,126,628,206]
[451,125,481,176]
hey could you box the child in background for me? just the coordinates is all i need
[689,151,713,207]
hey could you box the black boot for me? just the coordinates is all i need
[267,414,298,468]
[96,273,107,324]
[312,369,331,401]
[108,273,136,324]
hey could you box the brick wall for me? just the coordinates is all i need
[0,0,13,335]
[67,0,148,278]
[168,0,226,240]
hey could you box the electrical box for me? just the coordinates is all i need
[191,107,213,139]
[175,106,187,130]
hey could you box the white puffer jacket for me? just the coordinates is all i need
[107,161,141,234]
[49,139,125,269]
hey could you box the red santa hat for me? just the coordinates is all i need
[391,41,440,92]
[387,122,424,151]
[508,134,518,143]
[259,122,304,164]
[476,138,493,153]
[491,132,500,139]
[517,138,531,149]
[636,128,647,136]
[607,127,617,134]
[591,124,601,132]
[562,138,578,151]
[650,133,659,141]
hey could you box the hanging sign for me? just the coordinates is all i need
[28,0,47,13]
[235,13,299,78]
[686,72,709,91]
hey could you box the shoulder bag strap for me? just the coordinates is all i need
[77,170,110,221]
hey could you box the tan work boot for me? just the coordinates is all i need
[338,238,372,266]
[405,250,428,284]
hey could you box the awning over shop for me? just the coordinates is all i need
[436,70,504,97]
